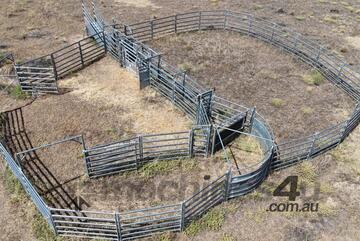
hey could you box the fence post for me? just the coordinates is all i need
[198,12,202,30]
[48,211,58,235]
[50,54,58,81]
[270,23,276,42]
[223,10,229,29]
[248,14,253,36]
[316,47,323,62]
[224,170,232,201]
[138,136,144,165]
[124,25,128,36]
[78,42,85,68]
[180,201,186,231]
[189,129,194,158]
[294,33,300,50]
[172,79,176,103]
[175,14,178,33]
[151,20,154,39]
[248,107,256,133]
[115,212,122,241]
[211,125,217,155]
[306,133,318,160]
[102,31,107,53]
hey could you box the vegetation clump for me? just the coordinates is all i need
[2,166,27,203]
[32,212,62,241]
[185,206,226,236]
[302,70,325,86]
[7,85,28,99]
[138,158,197,178]
[271,98,285,107]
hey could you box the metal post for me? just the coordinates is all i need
[198,12,202,30]
[189,129,194,158]
[294,33,300,50]
[224,170,232,201]
[205,126,212,158]
[180,202,186,231]
[172,79,176,104]
[92,0,96,20]
[48,212,58,235]
[223,10,228,29]
[316,47,323,62]
[270,23,276,42]
[78,42,85,68]
[151,20,154,39]
[50,54,58,81]
[248,15,253,36]
[248,107,256,133]
[175,14,178,33]
[115,212,122,241]
[306,133,318,160]
[102,31,107,53]
[124,25,127,36]
[117,36,123,67]
[138,136,144,164]
[211,125,217,155]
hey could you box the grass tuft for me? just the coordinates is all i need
[297,162,317,187]
[7,85,28,99]
[2,166,27,204]
[301,106,314,115]
[219,234,235,241]
[138,158,197,178]
[271,98,285,107]
[185,206,226,236]
[295,16,306,21]
[302,70,325,86]
[32,212,62,241]
[155,232,172,241]
[323,15,339,24]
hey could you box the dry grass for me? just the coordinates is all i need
[59,57,192,135]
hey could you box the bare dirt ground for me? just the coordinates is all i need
[1,0,360,241]
[148,31,355,141]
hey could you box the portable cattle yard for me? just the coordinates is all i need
[1,0,360,240]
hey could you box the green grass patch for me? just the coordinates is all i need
[32,212,62,241]
[302,70,325,86]
[138,158,198,178]
[1,166,27,204]
[270,98,285,107]
[185,206,226,236]
[7,85,28,99]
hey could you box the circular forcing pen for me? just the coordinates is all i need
[0,1,359,240]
